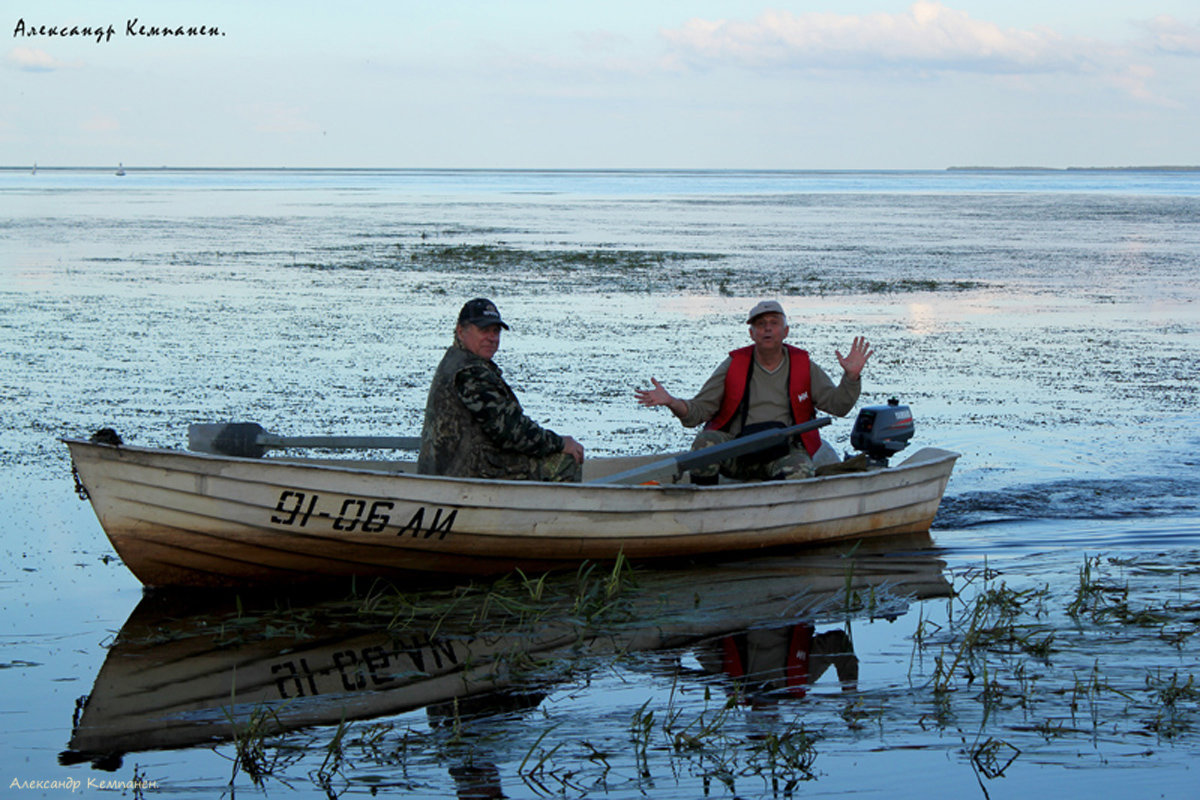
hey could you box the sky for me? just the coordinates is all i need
[5,1,1200,169]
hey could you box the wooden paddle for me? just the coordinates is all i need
[590,417,832,485]
[188,422,421,458]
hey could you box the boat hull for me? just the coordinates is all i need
[64,440,958,587]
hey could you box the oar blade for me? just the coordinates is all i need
[188,422,269,458]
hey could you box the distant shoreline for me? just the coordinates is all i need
[6,165,1200,173]
[946,165,1200,172]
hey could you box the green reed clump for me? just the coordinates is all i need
[840,542,879,614]
[519,724,564,780]
[1149,671,1199,707]
[664,693,737,755]
[927,575,1055,696]
[1067,554,1128,622]
[570,554,637,624]
[1144,670,1200,739]
[225,702,296,788]
[1067,555,1183,629]
[747,722,820,786]
[312,717,351,796]
[1068,660,1134,735]
[354,557,640,642]
[630,699,656,778]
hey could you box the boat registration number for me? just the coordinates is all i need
[269,490,456,539]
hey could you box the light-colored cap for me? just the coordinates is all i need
[746,300,786,323]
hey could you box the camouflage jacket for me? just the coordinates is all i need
[417,341,564,478]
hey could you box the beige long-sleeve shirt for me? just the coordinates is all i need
[678,354,861,433]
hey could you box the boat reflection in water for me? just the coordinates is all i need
[62,534,951,778]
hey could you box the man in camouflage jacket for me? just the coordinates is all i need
[417,298,584,481]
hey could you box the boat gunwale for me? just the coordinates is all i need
[63,438,960,493]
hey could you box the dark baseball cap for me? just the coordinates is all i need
[457,298,510,330]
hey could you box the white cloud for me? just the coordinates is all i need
[6,46,74,72]
[1137,15,1200,56]
[661,2,1099,74]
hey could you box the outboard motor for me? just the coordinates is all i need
[850,398,914,467]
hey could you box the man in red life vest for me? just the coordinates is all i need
[635,300,872,483]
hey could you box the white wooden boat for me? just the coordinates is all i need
[64,436,958,588]
[62,543,951,765]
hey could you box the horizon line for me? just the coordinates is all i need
[7,164,1200,173]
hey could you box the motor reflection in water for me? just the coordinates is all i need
[61,533,950,794]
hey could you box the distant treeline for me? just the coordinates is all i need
[947,165,1200,172]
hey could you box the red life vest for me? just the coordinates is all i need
[720,623,815,698]
[705,345,820,456]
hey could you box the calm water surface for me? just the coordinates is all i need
[2,168,1198,798]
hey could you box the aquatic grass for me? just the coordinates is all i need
[518,724,563,779]
[910,552,1200,753]
[223,701,298,789]
[636,693,738,789]
[969,736,1020,779]
[840,696,880,731]
[1147,671,1199,708]
[311,716,350,797]
[357,558,641,640]
[1068,660,1136,737]
[1067,554,1127,621]
[840,541,869,613]
[1067,554,1185,629]
[630,699,655,777]
[145,548,1200,797]
[747,722,820,792]
[347,721,399,765]
[568,555,638,624]
[1032,718,1070,740]
[130,765,150,800]
[926,578,1048,694]
[515,567,548,601]
[665,694,738,755]
[1143,670,1200,739]
[1010,662,1042,710]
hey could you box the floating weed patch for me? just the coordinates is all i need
[409,243,725,272]
[913,552,1200,762]
[284,237,991,296]
[384,242,731,294]
[858,278,984,294]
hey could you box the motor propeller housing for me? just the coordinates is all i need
[850,398,914,466]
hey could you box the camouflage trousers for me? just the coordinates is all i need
[688,429,815,482]
[524,451,582,483]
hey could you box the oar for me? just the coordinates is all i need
[590,417,832,486]
[188,422,421,459]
